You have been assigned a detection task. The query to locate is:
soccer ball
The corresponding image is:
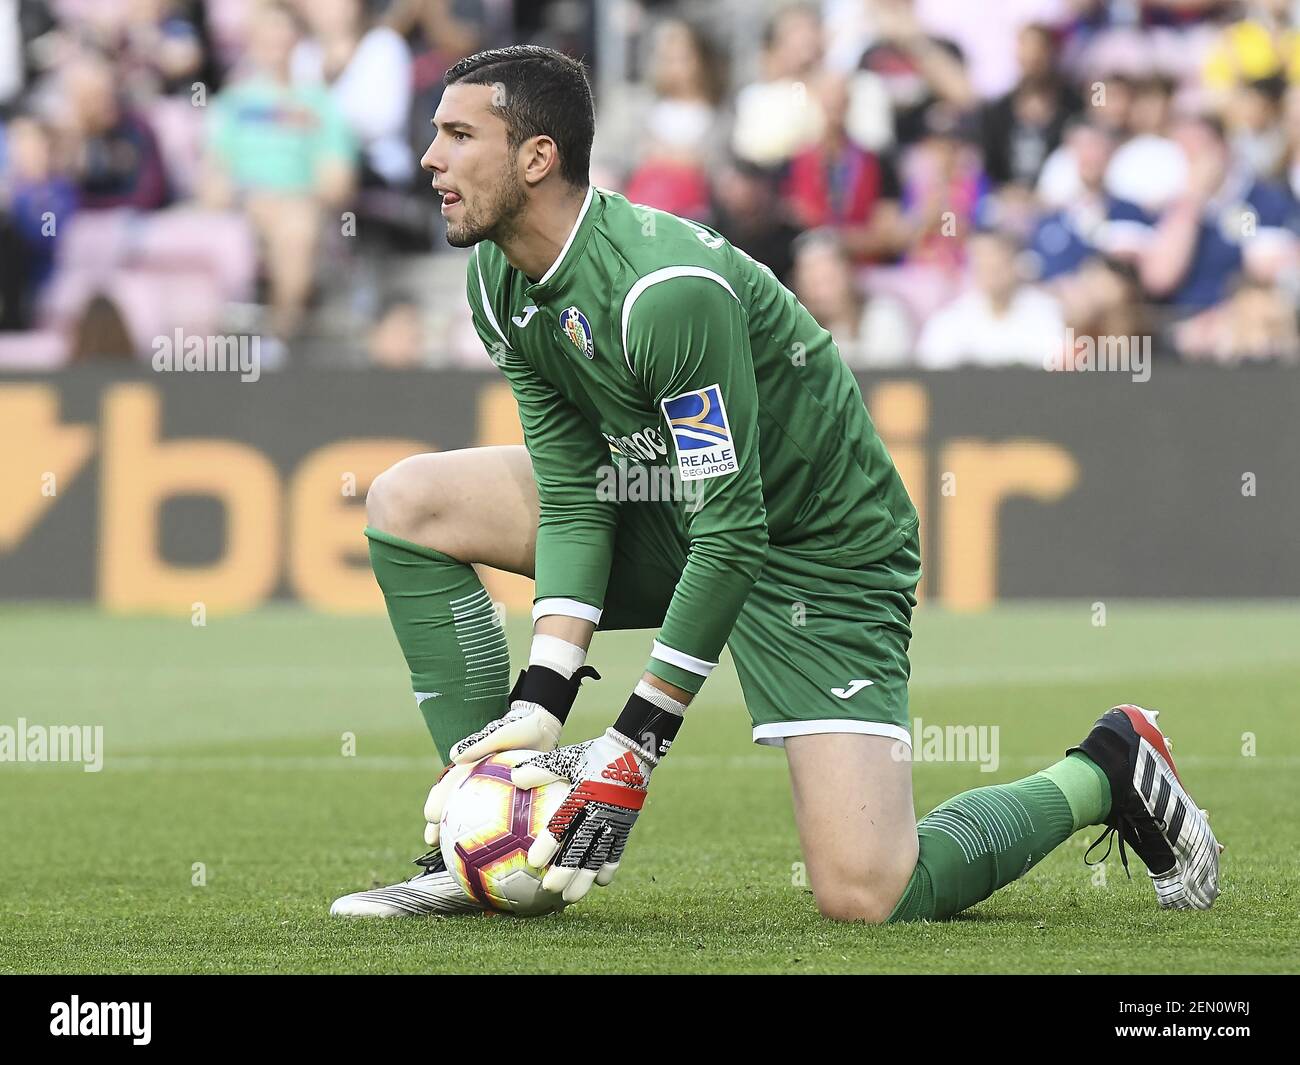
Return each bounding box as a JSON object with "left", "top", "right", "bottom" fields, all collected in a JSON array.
[{"left": 439, "top": 751, "right": 569, "bottom": 916}]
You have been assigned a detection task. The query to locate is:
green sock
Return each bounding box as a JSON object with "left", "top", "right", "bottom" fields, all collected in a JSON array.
[
  {"left": 1040, "top": 751, "right": 1111, "bottom": 831},
  {"left": 887, "top": 753, "right": 1111, "bottom": 922},
  {"left": 367, "top": 527, "right": 510, "bottom": 761}
]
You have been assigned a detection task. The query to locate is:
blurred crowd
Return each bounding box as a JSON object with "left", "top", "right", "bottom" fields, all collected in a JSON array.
[{"left": 3, "top": 0, "right": 1300, "bottom": 370}]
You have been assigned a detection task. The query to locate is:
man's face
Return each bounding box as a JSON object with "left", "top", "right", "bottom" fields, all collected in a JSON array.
[
  {"left": 970, "top": 235, "right": 1017, "bottom": 301},
  {"left": 248, "top": 8, "right": 297, "bottom": 72},
  {"left": 422, "top": 83, "right": 527, "bottom": 248},
  {"left": 1070, "top": 126, "right": 1113, "bottom": 189},
  {"left": 1016, "top": 27, "right": 1053, "bottom": 80}
]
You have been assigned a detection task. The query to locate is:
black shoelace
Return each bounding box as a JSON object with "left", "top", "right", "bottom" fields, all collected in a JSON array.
[
  {"left": 1084, "top": 819, "right": 1133, "bottom": 880},
  {"left": 409, "top": 849, "right": 447, "bottom": 879}
]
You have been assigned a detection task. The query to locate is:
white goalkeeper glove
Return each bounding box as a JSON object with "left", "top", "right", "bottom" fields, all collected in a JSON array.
[
  {"left": 422, "top": 664, "right": 600, "bottom": 848},
  {"left": 510, "top": 687, "right": 683, "bottom": 903}
]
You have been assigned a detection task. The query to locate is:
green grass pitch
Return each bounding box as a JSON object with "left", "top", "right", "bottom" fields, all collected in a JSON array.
[{"left": 1, "top": 602, "right": 1296, "bottom": 974}]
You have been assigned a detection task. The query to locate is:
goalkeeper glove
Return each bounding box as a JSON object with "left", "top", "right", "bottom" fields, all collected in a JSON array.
[
  {"left": 423, "top": 664, "right": 599, "bottom": 847},
  {"left": 511, "top": 688, "right": 682, "bottom": 903}
]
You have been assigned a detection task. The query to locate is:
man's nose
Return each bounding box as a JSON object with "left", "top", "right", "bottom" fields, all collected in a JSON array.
[{"left": 421, "top": 138, "right": 443, "bottom": 174}]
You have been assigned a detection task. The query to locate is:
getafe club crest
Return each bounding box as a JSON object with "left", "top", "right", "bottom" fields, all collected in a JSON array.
[{"left": 558, "top": 306, "right": 594, "bottom": 359}]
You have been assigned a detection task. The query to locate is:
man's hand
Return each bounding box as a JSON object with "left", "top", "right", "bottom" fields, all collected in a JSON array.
[
  {"left": 422, "top": 760, "right": 472, "bottom": 847},
  {"left": 511, "top": 729, "right": 656, "bottom": 904},
  {"left": 449, "top": 664, "right": 600, "bottom": 765},
  {"left": 448, "top": 698, "right": 563, "bottom": 765},
  {"left": 422, "top": 664, "right": 601, "bottom": 845}
]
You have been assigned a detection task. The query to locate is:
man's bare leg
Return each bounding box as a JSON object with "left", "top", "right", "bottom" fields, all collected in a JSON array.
[
  {"left": 785, "top": 728, "right": 1115, "bottom": 924},
  {"left": 785, "top": 734, "right": 919, "bottom": 922},
  {"left": 362, "top": 446, "right": 544, "bottom": 760},
  {"left": 366, "top": 445, "right": 538, "bottom": 576}
]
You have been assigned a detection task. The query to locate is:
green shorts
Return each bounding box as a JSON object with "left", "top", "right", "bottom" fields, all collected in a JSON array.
[{"left": 599, "top": 498, "right": 921, "bottom": 749}]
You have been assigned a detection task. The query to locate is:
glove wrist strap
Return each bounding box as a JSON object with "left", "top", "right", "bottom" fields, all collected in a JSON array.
[
  {"left": 507, "top": 664, "right": 600, "bottom": 724},
  {"left": 613, "top": 691, "right": 683, "bottom": 765}
]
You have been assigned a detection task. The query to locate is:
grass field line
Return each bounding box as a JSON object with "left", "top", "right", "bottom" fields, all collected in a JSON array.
[
  {"left": 4, "top": 650, "right": 1296, "bottom": 691},
  {"left": 4, "top": 752, "right": 1289, "bottom": 773}
]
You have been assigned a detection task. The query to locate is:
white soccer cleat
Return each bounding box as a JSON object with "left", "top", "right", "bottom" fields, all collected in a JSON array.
[
  {"left": 329, "top": 850, "right": 486, "bottom": 917},
  {"left": 1071, "top": 704, "right": 1222, "bottom": 910}
]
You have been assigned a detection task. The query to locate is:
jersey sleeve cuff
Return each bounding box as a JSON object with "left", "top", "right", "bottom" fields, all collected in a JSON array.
[
  {"left": 532, "top": 597, "right": 604, "bottom": 624},
  {"left": 645, "top": 658, "right": 706, "bottom": 696},
  {"left": 645, "top": 639, "right": 717, "bottom": 695}
]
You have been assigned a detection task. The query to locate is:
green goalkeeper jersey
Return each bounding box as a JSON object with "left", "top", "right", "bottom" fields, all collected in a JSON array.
[{"left": 466, "top": 186, "right": 917, "bottom": 694}]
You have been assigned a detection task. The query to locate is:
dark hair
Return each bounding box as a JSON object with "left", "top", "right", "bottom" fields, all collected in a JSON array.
[
  {"left": 655, "top": 18, "right": 726, "bottom": 107},
  {"left": 1062, "top": 114, "right": 1118, "bottom": 142},
  {"left": 762, "top": 1, "right": 819, "bottom": 50},
  {"left": 1245, "top": 74, "right": 1288, "bottom": 105},
  {"left": 1178, "top": 110, "right": 1228, "bottom": 144},
  {"left": 445, "top": 45, "right": 594, "bottom": 188}
]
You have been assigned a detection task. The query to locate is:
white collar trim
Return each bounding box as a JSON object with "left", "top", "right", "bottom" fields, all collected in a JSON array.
[{"left": 535, "top": 185, "right": 594, "bottom": 286}]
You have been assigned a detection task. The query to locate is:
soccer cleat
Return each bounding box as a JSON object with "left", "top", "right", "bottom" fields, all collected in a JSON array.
[
  {"left": 329, "top": 849, "right": 487, "bottom": 917},
  {"left": 1070, "top": 704, "right": 1221, "bottom": 909}
]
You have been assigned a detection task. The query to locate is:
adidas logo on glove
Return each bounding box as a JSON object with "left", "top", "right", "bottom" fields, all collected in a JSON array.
[{"left": 601, "top": 752, "right": 645, "bottom": 788}]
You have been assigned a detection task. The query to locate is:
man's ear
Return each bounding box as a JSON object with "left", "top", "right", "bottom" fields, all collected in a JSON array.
[{"left": 521, "top": 135, "right": 561, "bottom": 187}]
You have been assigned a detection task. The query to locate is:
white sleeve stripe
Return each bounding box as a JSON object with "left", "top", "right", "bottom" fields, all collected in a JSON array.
[
  {"left": 474, "top": 244, "right": 512, "bottom": 350},
  {"left": 620, "top": 266, "right": 739, "bottom": 375},
  {"left": 532, "top": 597, "right": 603, "bottom": 624},
  {"left": 650, "top": 638, "right": 717, "bottom": 677}
]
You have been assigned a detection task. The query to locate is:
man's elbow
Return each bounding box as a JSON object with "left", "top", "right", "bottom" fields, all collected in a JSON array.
[
  {"left": 725, "top": 522, "right": 770, "bottom": 584},
  {"left": 1138, "top": 255, "right": 1181, "bottom": 298}
]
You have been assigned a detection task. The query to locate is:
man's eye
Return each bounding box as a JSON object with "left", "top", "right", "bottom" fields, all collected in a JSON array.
[{"left": 454, "top": 132, "right": 469, "bottom": 142}]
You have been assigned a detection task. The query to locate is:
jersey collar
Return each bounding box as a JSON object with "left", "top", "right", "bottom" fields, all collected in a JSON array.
[{"left": 526, "top": 185, "right": 598, "bottom": 296}]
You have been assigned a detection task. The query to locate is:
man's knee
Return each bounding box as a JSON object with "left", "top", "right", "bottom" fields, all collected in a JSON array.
[
  {"left": 813, "top": 880, "right": 903, "bottom": 924},
  {"left": 810, "top": 853, "right": 916, "bottom": 924},
  {"left": 366, "top": 455, "right": 440, "bottom": 541}
]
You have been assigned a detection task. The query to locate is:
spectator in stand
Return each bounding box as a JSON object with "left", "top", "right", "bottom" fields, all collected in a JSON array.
[
  {"left": 1174, "top": 275, "right": 1300, "bottom": 362},
  {"left": 855, "top": 0, "right": 976, "bottom": 149},
  {"left": 0, "top": 206, "right": 27, "bottom": 330},
  {"left": 913, "top": 0, "right": 1073, "bottom": 100},
  {"left": 367, "top": 291, "right": 426, "bottom": 367},
  {"left": 731, "top": 2, "right": 825, "bottom": 166},
  {"left": 201, "top": 1, "right": 356, "bottom": 342},
  {"left": 1140, "top": 112, "right": 1300, "bottom": 313},
  {"left": 1036, "top": 72, "right": 1137, "bottom": 208},
  {"left": 917, "top": 227, "right": 1064, "bottom": 367},
  {"left": 1028, "top": 118, "right": 1153, "bottom": 283},
  {"left": 900, "top": 102, "right": 991, "bottom": 272},
  {"left": 790, "top": 228, "right": 915, "bottom": 367},
  {"left": 618, "top": 19, "right": 724, "bottom": 220},
  {"left": 112, "top": 0, "right": 207, "bottom": 100},
  {"left": 782, "top": 70, "right": 912, "bottom": 263},
  {"left": 1282, "top": 80, "right": 1300, "bottom": 198},
  {"left": 1226, "top": 74, "right": 1289, "bottom": 179},
  {"left": 2, "top": 114, "right": 77, "bottom": 296},
  {"left": 58, "top": 47, "right": 170, "bottom": 209},
  {"left": 1054, "top": 256, "right": 1150, "bottom": 365},
  {"left": 1203, "top": 0, "right": 1300, "bottom": 102},
  {"left": 1104, "top": 74, "right": 1187, "bottom": 213},
  {"left": 981, "top": 23, "right": 1081, "bottom": 189},
  {"left": 291, "top": 0, "right": 415, "bottom": 189},
  {"left": 708, "top": 157, "right": 803, "bottom": 284},
  {"left": 383, "top": 0, "right": 489, "bottom": 189}
]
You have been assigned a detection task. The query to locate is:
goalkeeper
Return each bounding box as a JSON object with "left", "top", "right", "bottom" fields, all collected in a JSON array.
[{"left": 332, "top": 46, "right": 1219, "bottom": 920}]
